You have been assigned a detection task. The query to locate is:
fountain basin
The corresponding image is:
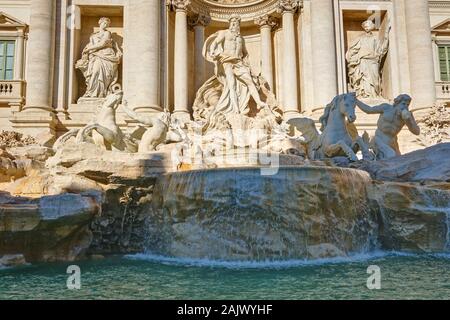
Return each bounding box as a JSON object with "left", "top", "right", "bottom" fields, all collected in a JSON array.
[{"left": 147, "top": 166, "right": 378, "bottom": 261}]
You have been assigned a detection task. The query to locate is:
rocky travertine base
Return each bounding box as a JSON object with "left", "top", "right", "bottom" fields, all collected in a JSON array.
[
  {"left": 0, "top": 131, "right": 37, "bottom": 149},
  {"left": 359, "top": 143, "right": 450, "bottom": 182},
  {"left": 0, "top": 254, "right": 27, "bottom": 267},
  {"left": 147, "top": 167, "right": 378, "bottom": 260},
  {"left": 0, "top": 142, "right": 449, "bottom": 263},
  {"left": 0, "top": 191, "right": 99, "bottom": 263},
  {"left": 369, "top": 182, "right": 450, "bottom": 253}
]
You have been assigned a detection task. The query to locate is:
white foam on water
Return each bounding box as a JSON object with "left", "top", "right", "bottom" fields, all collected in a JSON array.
[
  {"left": 125, "top": 251, "right": 417, "bottom": 270},
  {"left": 433, "top": 253, "right": 450, "bottom": 259}
]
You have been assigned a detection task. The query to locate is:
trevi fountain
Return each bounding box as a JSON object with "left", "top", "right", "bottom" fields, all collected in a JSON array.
[{"left": 0, "top": 0, "right": 449, "bottom": 300}]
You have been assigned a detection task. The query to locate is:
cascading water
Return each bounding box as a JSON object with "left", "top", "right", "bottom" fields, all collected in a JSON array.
[
  {"left": 144, "top": 165, "right": 380, "bottom": 261},
  {"left": 446, "top": 207, "right": 450, "bottom": 252}
]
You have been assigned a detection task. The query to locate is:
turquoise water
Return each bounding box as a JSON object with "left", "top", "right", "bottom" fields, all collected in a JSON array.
[{"left": 0, "top": 252, "right": 449, "bottom": 300}]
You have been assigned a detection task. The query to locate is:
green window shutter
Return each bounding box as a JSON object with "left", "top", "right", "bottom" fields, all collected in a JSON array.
[
  {"left": 0, "top": 40, "right": 15, "bottom": 80},
  {"left": 438, "top": 46, "right": 450, "bottom": 82}
]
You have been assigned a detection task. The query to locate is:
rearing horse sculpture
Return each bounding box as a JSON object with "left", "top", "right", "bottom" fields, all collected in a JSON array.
[{"left": 289, "top": 93, "right": 373, "bottom": 162}]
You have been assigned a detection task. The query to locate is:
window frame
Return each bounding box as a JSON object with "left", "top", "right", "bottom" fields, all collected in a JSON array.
[
  {"left": 0, "top": 38, "right": 16, "bottom": 80},
  {"left": 435, "top": 38, "right": 450, "bottom": 82}
]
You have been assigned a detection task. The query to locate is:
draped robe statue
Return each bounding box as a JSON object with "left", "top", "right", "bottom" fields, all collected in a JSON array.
[
  {"left": 76, "top": 17, "right": 122, "bottom": 99},
  {"left": 346, "top": 19, "right": 390, "bottom": 99}
]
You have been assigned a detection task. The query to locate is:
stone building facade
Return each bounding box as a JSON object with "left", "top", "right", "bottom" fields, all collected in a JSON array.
[{"left": 0, "top": 0, "right": 448, "bottom": 151}]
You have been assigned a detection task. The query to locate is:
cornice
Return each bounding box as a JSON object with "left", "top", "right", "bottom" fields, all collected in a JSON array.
[
  {"left": 190, "top": 0, "right": 285, "bottom": 23},
  {"left": 429, "top": 0, "right": 450, "bottom": 8}
]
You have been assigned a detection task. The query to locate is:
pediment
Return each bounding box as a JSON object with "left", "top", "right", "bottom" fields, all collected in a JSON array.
[
  {"left": 432, "top": 18, "right": 450, "bottom": 33},
  {"left": 0, "top": 11, "right": 27, "bottom": 28}
]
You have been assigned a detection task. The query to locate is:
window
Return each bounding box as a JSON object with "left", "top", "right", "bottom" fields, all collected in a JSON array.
[
  {"left": 0, "top": 40, "right": 15, "bottom": 80},
  {"left": 439, "top": 45, "right": 450, "bottom": 81}
]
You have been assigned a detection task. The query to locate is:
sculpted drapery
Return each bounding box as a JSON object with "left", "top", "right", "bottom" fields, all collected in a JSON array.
[
  {"left": 76, "top": 17, "right": 122, "bottom": 99},
  {"left": 346, "top": 20, "right": 390, "bottom": 99},
  {"left": 193, "top": 16, "right": 273, "bottom": 125}
]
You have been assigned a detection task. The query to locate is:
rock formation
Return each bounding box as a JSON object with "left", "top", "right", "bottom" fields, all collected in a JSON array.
[
  {"left": 0, "top": 191, "right": 100, "bottom": 262},
  {"left": 1, "top": 140, "right": 449, "bottom": 262}
]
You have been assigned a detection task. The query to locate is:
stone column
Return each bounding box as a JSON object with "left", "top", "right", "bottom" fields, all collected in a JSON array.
[
  {"left": 189, "top": 13, "right": 211, "bottom": 93},
  {"left": 172, "top": 0, "right": 191, "bottom": 123},
  {"left": 310, "top": 0, "right": 338, "bottom": 111},
  {"left": 278, "top": 0, "right": 300, "bottom": 119},
  {"left": 23, "top": 0, "right": 56, "bottom": 111},
  {"left": 254, "top": 15, "right": 277, "bottom": 90},
  {"left": 404, "top": 0, "right": 436, "bottom": 109},
  {"left": 126, "top": 0, "right": 162, "bottom": 113},
  {"left": 12, "top": 0, "right": 56, "bottom": 145}
]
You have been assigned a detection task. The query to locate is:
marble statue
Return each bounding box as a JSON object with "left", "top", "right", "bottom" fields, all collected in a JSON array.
[
  {"left": 55, "top": 91, "right": 185, "bottom": 154},
  {"left": 122, "top": 105, "right": 184, "bottom": 153},
  {"left": 193, "top": 15, "right": 280, "bottom": 127},
  {"left": 346, "top": 19, "right": 391, "bottom": 99},
  {"left": 289, "top": 93, "right": 373, "bottom": 162},
  {"left": 54, "top": 90, "right": 137, "bottom": 152},
  {"left": 76, "top": 90, "right": 137, "bottom": 152},
  {"left": 76, "top": 17, "right": 123, "bottom": 99},
  {"left": 356, "top": 94, "right": 421, "bottom": 160}
]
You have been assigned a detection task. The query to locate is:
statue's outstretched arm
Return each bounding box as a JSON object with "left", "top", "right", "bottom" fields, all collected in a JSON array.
[
  {"left": 356, "top": 100, "right": 385, "bottom": 114},
  {"left": 122, "top": 104, "right": 155, "bottom": 127},
  {"left": 378, "top": 22, "right": 391, "bottom": 57}
]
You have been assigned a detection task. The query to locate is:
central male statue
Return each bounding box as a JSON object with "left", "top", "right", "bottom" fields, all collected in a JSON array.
[{"left": 193, "top": 15, "right": 275, "bottom": 123}]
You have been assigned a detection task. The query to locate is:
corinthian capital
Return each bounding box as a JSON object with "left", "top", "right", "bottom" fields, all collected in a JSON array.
[
  {"left": 170, "top": 0, "right": 191, "bottom": 12},
  {"left": 254, "top": 15, "right": 278, "bottom": 29},
  {"left": 277, "top": 0, "right": 302, "bottom": 14},
  {"left": 188, "top": 13, "right": 211, "bottom": 28}
]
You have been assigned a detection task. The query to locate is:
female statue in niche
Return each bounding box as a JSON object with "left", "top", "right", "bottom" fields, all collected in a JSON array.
[
  {"left": 346, "top": 19, "right": 391, "bottom": 99},
  {"left": 76, "top": 17, "right": 122, "bottom": 99}
]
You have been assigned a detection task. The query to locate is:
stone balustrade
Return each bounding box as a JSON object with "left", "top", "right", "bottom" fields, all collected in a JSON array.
[
  {"left": 436, "top": 82, "right": 450, "bottom": 101},
  {"left": 0, "top": 80, "right": 25, "bottom": 109}
]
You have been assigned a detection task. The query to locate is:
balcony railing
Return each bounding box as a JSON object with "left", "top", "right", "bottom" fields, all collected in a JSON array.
[
  {"left": 0, "top": 80, "right": 25, "bottom": 109},
  {"left": 436, "top": 81, "right": 450, "bottom": 101}
]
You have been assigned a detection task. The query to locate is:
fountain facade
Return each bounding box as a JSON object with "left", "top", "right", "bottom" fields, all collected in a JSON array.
[{"left": 0, "top": 6, "right": 450, "bottom": 267}]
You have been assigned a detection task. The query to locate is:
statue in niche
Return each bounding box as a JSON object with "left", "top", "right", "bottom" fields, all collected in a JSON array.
[
  {"left": 192, "top": 14, "right": 282, "bottom": 129},
  {"left": 356, "top": 94, "right": 421, "bottom": 160},
  {"left": 76, "top": 17, "right": 122, "bottom": 100},
  {"left": 346, "top": 19, "right": 391, "bottom": 99}
]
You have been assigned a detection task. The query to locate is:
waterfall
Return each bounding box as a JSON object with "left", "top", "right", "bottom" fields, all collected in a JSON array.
[
  {"left": 145, "top": 166, "right": 379, "bottom": 261},
  {"left": 446, "top": 208, "right": 450, "bottom": 252}
]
